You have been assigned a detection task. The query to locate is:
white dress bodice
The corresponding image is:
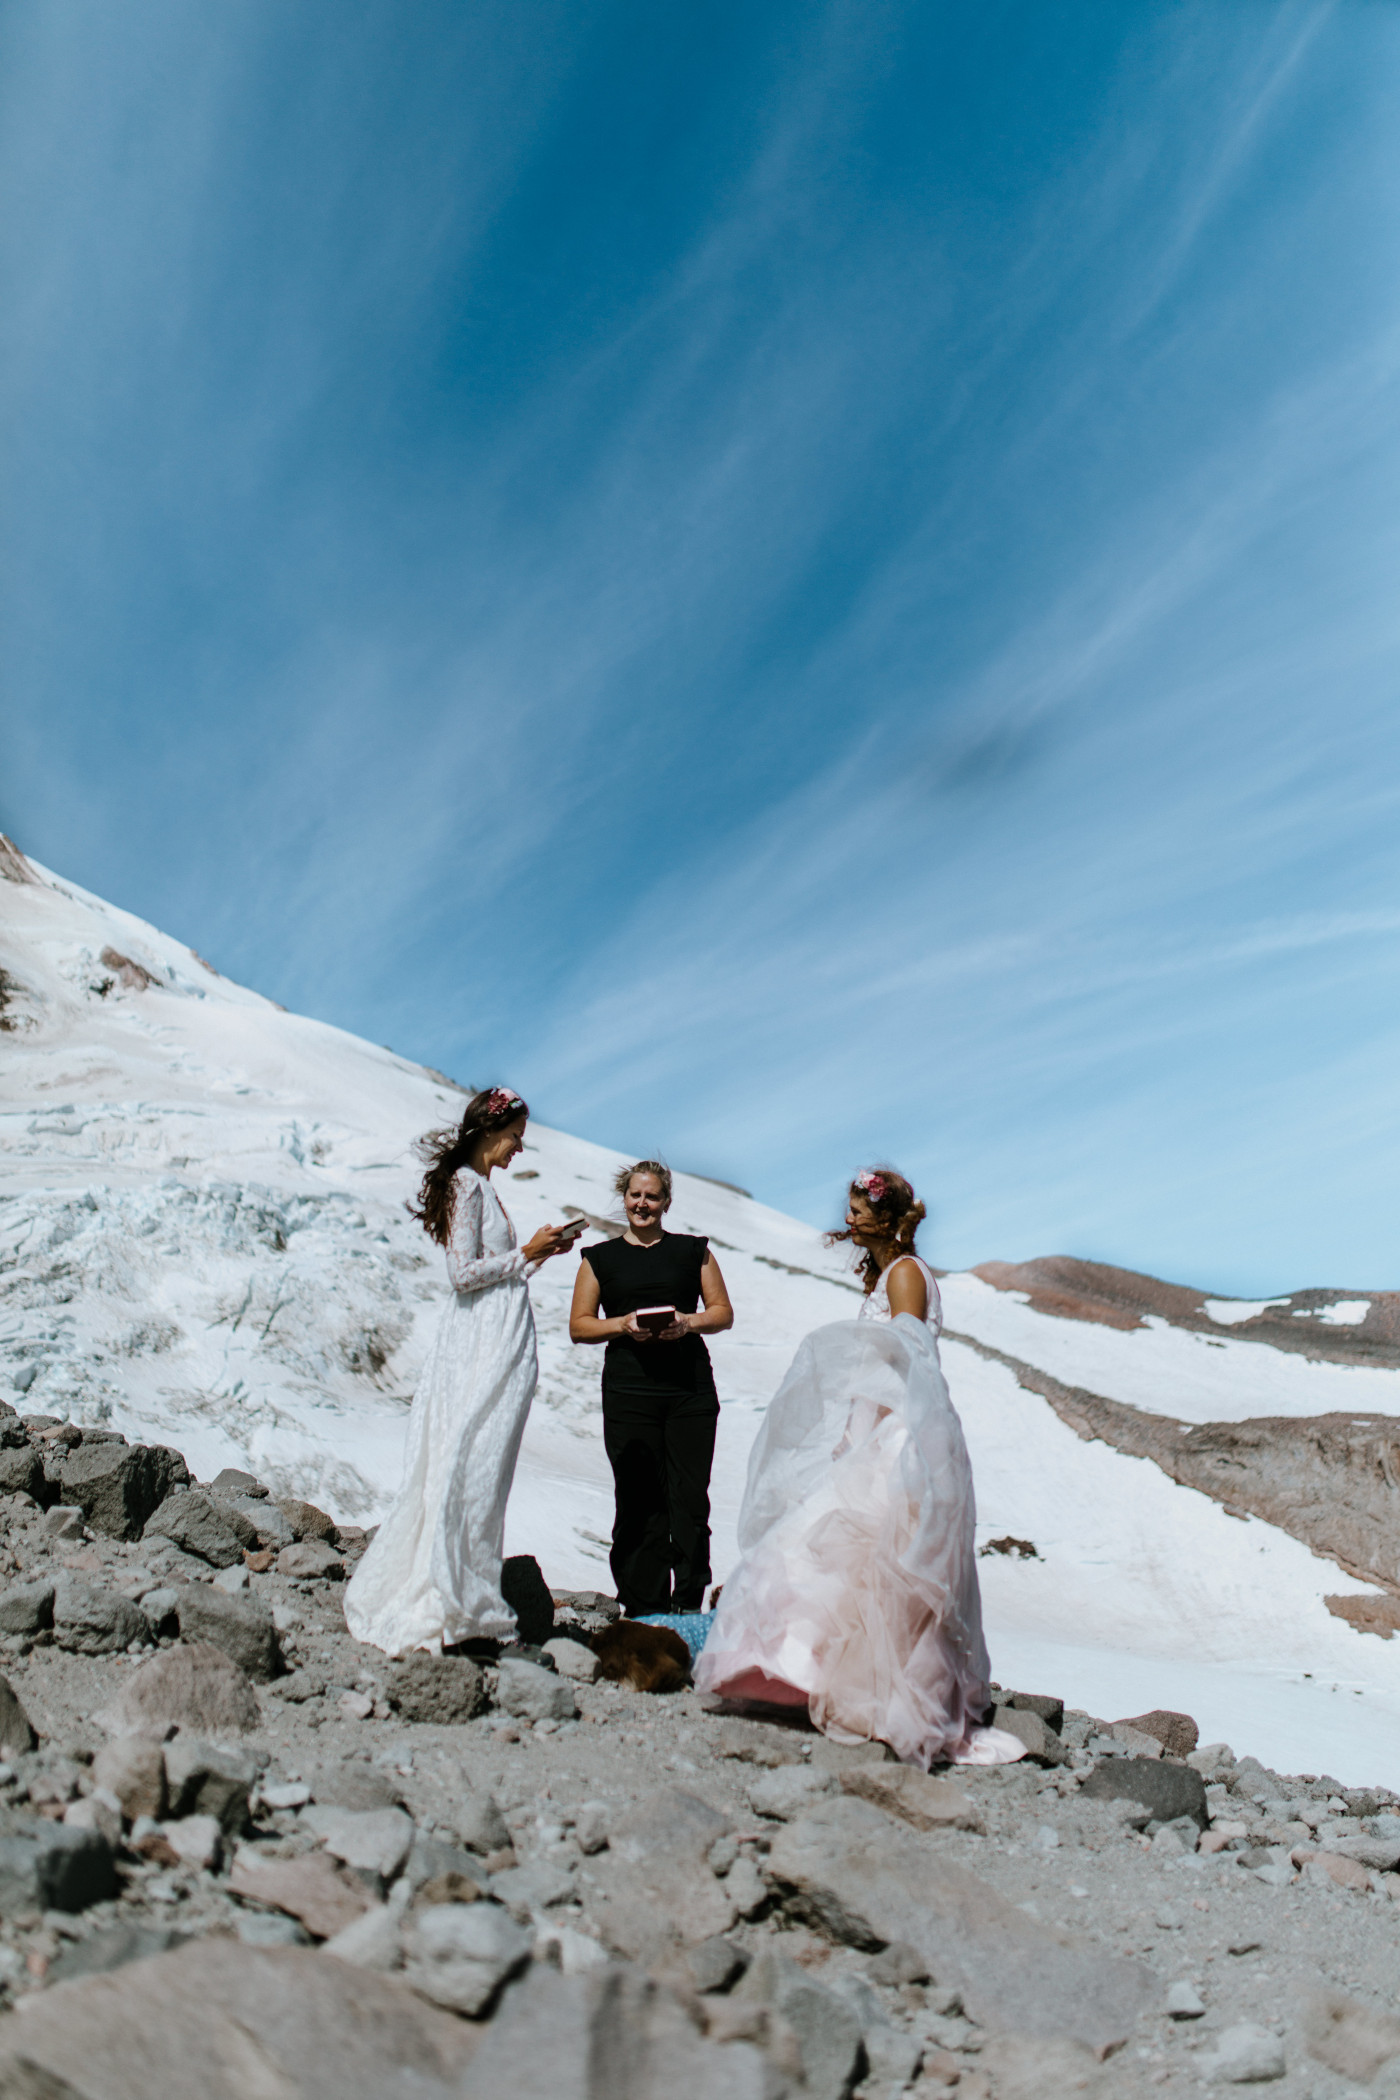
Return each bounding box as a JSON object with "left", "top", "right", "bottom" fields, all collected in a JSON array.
[{"left": 858, "top": 1254, "right": 942, "bottom": 1335}]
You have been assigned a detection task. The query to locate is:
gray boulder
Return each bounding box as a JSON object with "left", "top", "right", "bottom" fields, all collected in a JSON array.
[
  {"left": 52, "top": 1576, "right": 151, "bottom": 1655},
  {"left": 0, "top": 1673, "right": 37, "bottom": 1757},
  {"left": 1079, "top": 1755, "right": 1209, "bottom": 1829},
  {"left": 143, "top": 1488, "right": 247, "bottom": 1567},
  {"left": 162, "top": 1736, "right": 257, "bottom": 1834},
  {"left": 53, "top": 1440, "right": 189, "bottom": 1541},
  {"left": 302, "top": 1804, "right": 416, "bottom": 1887},
  {"left": 687, "top": 1936, "right": 749, "bottom": 1994},
  {"left": 0, "top": 1936, "right": 478, "bottom": 2099},
  {"left": 497, "top": 1656, "right": 577, "bottom": 1724},
  {"left": 764, "top": 1793, "right": 1154, "bottom": 2056},
  {"left": 453, "top": 1789, "right": 511, "bottom": 1855},
  {"left": 48, "top": 1923, "right": 176, "bottom": 1985},
  {"left": 303, "top": 1759, "right": 403, "bottom": 1812},
  {"left": 0, "top": 1820, "right": 117, "bottom": 1914},
  {"left": 97, "top": 1641, "right": 262, "bottom": 1736},
  {"left": 387, "top": 1650, "right": 489, "bottom": 1724},
  {"left": 406, "top": 1900, "right": 533, "bottom": 2016},
  {"left": 93, "top": 1735, "right": 167, "bottom": 1821},
  {"left": 460, "top": 1962, "right": 779, "bottom": 2100},
  {"left": 0, "top": 1577, "right": 55, "bottom": 1635},
  {"left": 404, "top": 1833, "right": 488, "bottom": 1896},
  {"left": 223, "top": 1495, "right": 294, "bottom": 1547},
  {"left": 0, "top": 1445, "right": 45, "bottom": 1500},
  {"left": 747, "top": 1767, "right": 839, "bottom": 1820},
  {"left": 739, "top": 1951, "right": 863, "bottom": 2100},
  {"left": 276, "top": 1495, "right": 340, "bottom": 1542},
  {"left": 991, "top": 1704, "right": 1068, "bottom": 1765},
  {"left": 587, "top": 1786, "right": 736, "bottom": 1960},
  {"left": 138, "top": 1584, "right": 180, "bottom": 1635},
  {"left": 276, "top": 1539, "right": 345, "bottom": 1579},
  {"left": 173, "top": 1582, "right": 280, "bottom": 1680},
  {"left": 210, "top": 1467, "right": 266, "bottom": 1496}
]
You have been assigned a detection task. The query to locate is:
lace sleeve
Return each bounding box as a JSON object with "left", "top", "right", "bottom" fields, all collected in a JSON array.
[{"left": 445, "top": 1175, "right": 526, "bottom": 1294}]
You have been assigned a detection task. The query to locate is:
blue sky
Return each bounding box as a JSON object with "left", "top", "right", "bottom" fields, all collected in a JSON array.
[{"left": 3, "top": 0, "right": 1399, "bottom": 1292}]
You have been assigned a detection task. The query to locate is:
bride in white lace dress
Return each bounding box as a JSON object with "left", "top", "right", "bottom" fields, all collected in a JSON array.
[
  {"left": 696, "top": 1168, "right": 1024, "bottom": 1769},
  {"left": 345, "top": 1089, "right": 581, "bottom": 1655}
]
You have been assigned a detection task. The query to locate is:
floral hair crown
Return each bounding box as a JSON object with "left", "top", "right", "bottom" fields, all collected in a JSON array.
[
  {"left": 854, "top": 1169, "right": 890, "bottom": 1204},
  {"left": 484, "top": 1088, "right": 524, "bottom": 1119}
]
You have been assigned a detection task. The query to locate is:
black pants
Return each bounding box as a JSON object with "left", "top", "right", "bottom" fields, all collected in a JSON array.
[{"left": 602, "top": 1383, "right": 718, "bottom": 1616}]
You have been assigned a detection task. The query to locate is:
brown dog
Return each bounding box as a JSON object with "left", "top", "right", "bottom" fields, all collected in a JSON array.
[{"left": 592, "top": 1620, "right": 690, "bottom": 1695}]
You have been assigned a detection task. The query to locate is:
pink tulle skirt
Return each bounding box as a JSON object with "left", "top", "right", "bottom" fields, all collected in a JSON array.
[{"left": 696, "top": 1377, "right": 1023, "bottom": 1770}]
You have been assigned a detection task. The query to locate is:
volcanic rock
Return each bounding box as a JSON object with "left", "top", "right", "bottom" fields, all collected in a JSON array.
[
  {"left": 1079, "top": 1755, "right": 1209, "bottom": 1828},
  {"left": 0, "top": 1937, "right": 478, "bottom": 2099},
  {"left": 173, "top": 1581, "right": 280, "bottom": 1679},
  {"left": 53, "top": 1439, "right": 189, "bottom": 1541},
  {"left": 98, "top": 1641, "right": 262, "bottom": 1736},
  {"left": 386, "top": 1650, "right": 488, "bottom": 1724}
]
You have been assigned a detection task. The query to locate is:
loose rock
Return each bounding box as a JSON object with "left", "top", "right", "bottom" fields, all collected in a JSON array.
[
  {"left": 99, "top": 1641, "right": 262, "bottom": 1736},
  {"left": 276, "top": 1495, "right": 340, "bottom": 1542},
  {"left": 173, "top": 1582, "right": 281, "bottom": 1680},
  {"left": 228, "top": 1845, "right": 374, "bottom": 1939},
  {"left": 0, "top": 1937, "right": 477, "bottom": 2099},
  {"left": 460, "top": 1961, "right": 775, "bottom": 2099},
  {"left": 387, "top": 1650, "right": 488, "bottom": 1724},
  {"left": 406, "top": 1899, "right": 533, "bottom": 2015},
  {"left": 93, "top": 1735, "right": 166, "bottom": 1820},
  {"left": 52, "top": 1575, "right": 150, "bottom": 1655},
  {"left": 1114, "top": 1707, "right": 1199, "bottom": 1758},
  {"left": 764, "top": 1793, "right": 1153, "bottom": 2054},
  {"left": 747, "top": 1766, "right": 838, "bottom": 1819},
  {"left": 0, "top": 1670, "right": 37, "bottom": 1756},
  {"left": 990, "top": 1704, "right": 1067, "bottom": 1765},
  {"left": 1202, "top": 2021, "right": 1287, "bottom": 2084},
  {"left": 303, "top": 1803, "right": 416, "bottom": 1886},
  {"left": 1078, "top": 1755, "right": 1209, "bottom": 1828},
  {"left": 53, "top": 1439, "right": 189, "bottom": 1541},
  {"left": 143, "top": 1488, "right": 246, "bottom": 1567},
  {"left": 542, "top": 1635, "right": 602, "bottom": 1683},
  {"left": 0, "top": 1577, "right": 55, "bottom": 1634},
  {"left": 162, "top": 1736, "right": 256, "bottom": 1833},
  {"left": 839, "top": 1766, "right": 984, "bottom": 1833},
  {"left": 497, "top": 1656, "right": 578, "bottom": 1724},
  {"left": 1304, "top": 1991, "right": 1400, "bottom": 2082},
  {"left": 277, "top": 1539, "right": 345, "bottom": 1580},
  {"left": 0, "top": 1820, "right": 117, "bottom": 1915}
]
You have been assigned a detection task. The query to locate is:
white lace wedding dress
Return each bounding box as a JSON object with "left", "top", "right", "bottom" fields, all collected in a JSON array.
[
  {"left": 344, "top": 1167, "right": 537, "bottom": 1654},
  {"left": 695, "top": 1257, "right": 1024, "bottom": 1768}
]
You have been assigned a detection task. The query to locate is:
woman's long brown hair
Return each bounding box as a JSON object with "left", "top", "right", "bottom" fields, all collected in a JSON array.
[
  {"left": 408, "top": 1088, "right": 529, "bottom": 1247},
  {"left": 826, "top": 1167, "right": 927, "bottom": 1292}
]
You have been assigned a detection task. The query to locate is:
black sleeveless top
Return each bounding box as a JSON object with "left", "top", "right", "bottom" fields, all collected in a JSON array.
[{"left": 582, "top": 1232, "right": 717, "bottom": 1402}]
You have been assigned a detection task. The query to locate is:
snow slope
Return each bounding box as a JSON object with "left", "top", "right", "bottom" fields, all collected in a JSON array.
[{"left": 3, "top": 839, "right": 1400, "bottom": 1783}]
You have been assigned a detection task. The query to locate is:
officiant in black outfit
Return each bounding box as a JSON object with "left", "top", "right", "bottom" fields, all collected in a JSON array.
[{"left": 569, "top": 1161, "right": 733, "bottom": 1616}]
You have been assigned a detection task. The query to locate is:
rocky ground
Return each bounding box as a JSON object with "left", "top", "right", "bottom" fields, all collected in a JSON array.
[{"left": 0, "top": 1411, "right": 1396, "bottom": 2098}]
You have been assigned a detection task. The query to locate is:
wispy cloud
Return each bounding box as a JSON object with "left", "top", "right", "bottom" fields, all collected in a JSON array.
[{"left": 3, "top": 1, "right": 1400, "bottom": 1293}]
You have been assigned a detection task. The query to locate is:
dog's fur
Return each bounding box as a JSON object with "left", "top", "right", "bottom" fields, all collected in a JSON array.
[{"left": 592, "top": 1620, "right": 691, "bottom": 1694}]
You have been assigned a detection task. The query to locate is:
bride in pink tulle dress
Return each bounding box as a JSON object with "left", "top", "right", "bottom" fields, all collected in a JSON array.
[{"left": 695, "top": 1168, "right": 1024, "bottom": 1769}]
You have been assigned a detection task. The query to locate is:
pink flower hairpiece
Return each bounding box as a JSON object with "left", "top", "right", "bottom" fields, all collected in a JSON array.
[
  {"left": 485, "top": 1088, "right": 523, "bottom": 1118},
  {"left": 855, "top": 1169, "right": 889, "bottom": 1204}
]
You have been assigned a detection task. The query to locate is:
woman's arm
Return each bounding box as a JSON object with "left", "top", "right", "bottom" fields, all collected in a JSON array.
[
  {"left": 667, "top": 1250, "right": 734, "bottom": 1339},
  {"left": 884, "top": 1256, "right": 929, "bottom": 1322},
  {"left": 569, "top": 1258, "right": 650, "bottom": 1344},
  {"left": 445, "top": 1176, "right": 527, "bottom": 1293}
]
